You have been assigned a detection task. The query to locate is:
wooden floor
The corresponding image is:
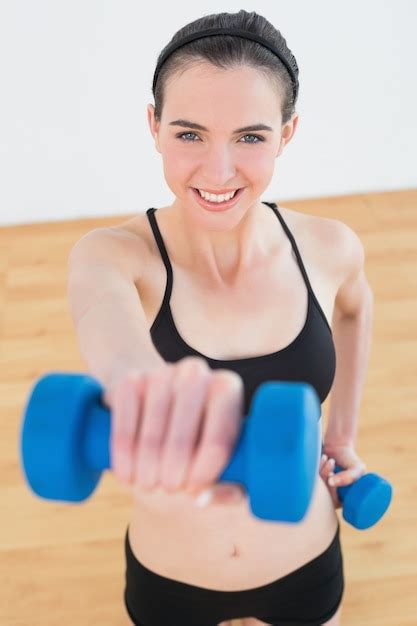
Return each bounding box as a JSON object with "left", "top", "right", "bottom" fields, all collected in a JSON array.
[{"left": 1, "top": 190, "right": 416, "bottom": 625}]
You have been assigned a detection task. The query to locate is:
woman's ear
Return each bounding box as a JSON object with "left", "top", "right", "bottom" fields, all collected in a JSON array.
[
  {"left": 147, "top": 104, "right": 161, "bottom": 153},
  {"left": 276, "top": 112, "right": 299, "bottom": 157}
]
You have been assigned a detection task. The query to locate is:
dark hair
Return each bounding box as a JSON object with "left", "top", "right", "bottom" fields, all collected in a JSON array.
[{"left": 152, "top": 10, "right": 299, "bottom": 126}]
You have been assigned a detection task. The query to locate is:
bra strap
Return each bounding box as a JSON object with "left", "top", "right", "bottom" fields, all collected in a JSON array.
[{"left": 146, "top": 208, "right": 173, "bottom": 308}]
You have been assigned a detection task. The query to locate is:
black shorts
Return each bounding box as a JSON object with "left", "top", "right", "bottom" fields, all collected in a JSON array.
[{"left": 124, "top": 521, "right": 344, "bottom": 626}]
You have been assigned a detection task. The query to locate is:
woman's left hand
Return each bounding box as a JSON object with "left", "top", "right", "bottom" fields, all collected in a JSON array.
[{"left": 319, "top": 442, "right": 367, "bottom": 509}]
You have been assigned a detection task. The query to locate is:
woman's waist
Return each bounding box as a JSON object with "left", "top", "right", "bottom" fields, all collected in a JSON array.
[{"left": 127, "top": 479, "right": 338, "bottom": 590}]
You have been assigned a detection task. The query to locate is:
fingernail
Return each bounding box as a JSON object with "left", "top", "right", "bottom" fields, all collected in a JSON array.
[
  {"left": 194, "top": 488, "right": 213, "bottom": 508},
  {"left": 328, "top": 477, "right": 336, "bottom": 486}
]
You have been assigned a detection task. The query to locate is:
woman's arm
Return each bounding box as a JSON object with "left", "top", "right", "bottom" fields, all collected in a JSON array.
[
  {"left": 324, "top": 223, "right": 374, "bottom": 447},
  {"left": 67, "top": 228, "right": 165, "bottom": 396}
]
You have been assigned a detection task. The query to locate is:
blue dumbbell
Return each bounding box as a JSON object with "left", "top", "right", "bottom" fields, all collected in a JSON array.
[
  {"left": 332, "top": 464, "right": 392, "bottom": 530},
  {"left": 20, "top": 373, "right": 321, "bottom": 523}
]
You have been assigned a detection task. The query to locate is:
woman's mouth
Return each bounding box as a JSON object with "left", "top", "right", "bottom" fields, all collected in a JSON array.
[{"left": 191, "top": 187, "right": 245, "bottom": 211}]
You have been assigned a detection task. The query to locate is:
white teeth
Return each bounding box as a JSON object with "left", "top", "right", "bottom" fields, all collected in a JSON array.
[{"left": 197, "top": 189, "right": 238, "bottom": 202}]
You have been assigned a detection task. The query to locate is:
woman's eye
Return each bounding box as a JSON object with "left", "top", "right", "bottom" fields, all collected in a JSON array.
[
  {"left": 241, "top": 134, "right": 264, "bottom": 144},
  {"left": 177, "top": 132, "right": 199, "bottom": 142},
  {"left": 176, "top": 132, "right": 264, "bottom": 144}
]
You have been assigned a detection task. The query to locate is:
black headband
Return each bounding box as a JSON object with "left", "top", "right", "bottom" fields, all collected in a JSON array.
[{"left": 152, "top": 28, "right": 299, "bottom": 103}]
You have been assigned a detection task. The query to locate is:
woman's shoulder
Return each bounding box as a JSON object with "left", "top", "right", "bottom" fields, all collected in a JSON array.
[
  {"left": 112, "top": 210, "right": 155, "bottom": 252},
  {"left": 82, "top": 217, "right": 152, "bottom": 286},
  {"left": 279, "top": 205, "right": 346, "bottom": 257},
  {"left": 280, "top": 205, "right": 357, "bottom": 291}
]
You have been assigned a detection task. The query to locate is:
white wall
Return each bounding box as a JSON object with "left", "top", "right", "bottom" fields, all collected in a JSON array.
[{"left": 1, "top": 0, "right": 416, "bottom": 226}]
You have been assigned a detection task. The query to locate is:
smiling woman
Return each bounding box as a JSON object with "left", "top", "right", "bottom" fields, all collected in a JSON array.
[{"left": 69, "top": 8, "right": 350, "bottom": 626}]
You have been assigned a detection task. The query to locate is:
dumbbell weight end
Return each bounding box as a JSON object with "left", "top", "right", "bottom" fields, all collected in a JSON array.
[
  {"left": 333, "top": 465, "right": 393, "bottom": 529},
  {"left": 21, "top": 373, "right": 109, "bottom": 502}
]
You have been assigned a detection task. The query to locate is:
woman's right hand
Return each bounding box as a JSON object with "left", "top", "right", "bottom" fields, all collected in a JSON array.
[{"left": 103, "top": 356, "right": 247, "bottom": 507}]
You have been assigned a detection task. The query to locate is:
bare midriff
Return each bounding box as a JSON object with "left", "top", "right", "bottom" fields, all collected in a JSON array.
[{"left": 128, "top": 474, "right": 338, "bottom": 591}]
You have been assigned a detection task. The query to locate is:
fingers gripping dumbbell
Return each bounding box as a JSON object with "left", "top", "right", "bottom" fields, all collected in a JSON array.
[{"left": 20, "top": 373, "right": 392, "bottom": 528}]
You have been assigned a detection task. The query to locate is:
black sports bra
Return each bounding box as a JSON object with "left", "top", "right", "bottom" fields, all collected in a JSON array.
[{"left": 145, "top": 202, "right": 336, "bottom": 416}]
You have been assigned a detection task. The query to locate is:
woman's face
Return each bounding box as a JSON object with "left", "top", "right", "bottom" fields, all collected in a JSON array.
[{"left": 148, "top": 62, "right": 298, "bottom": 215}]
